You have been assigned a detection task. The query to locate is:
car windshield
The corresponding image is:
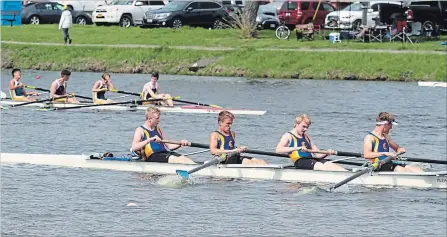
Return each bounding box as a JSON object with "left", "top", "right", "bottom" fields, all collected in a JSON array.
[
  {"left": 342, "top": 3, "right": 362, "bottom": 11},
  {"left": 162, "top": 1, "right": 189, "bottom": 10},
  {"left": 112, "top": 0, "right": 134, "bottom": 5}
]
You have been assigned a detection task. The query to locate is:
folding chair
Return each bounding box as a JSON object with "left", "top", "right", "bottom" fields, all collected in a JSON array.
[
  {"left": 295, "top": 23, "right": 314, "bottom": 41},
  {"left": 390, "top": 19, "right": 406, "bottom": 42},
  {"left": 404, "top": 21, "right": 422, "bottom": 44}
]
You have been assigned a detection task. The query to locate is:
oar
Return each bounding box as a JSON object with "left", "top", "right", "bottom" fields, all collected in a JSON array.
[
  {"left": 311, "top": 149, "right": 447, "bottom": 165},
  {"left": 162, "top": 140, "right": 365, "bottom": 166},
  {"left": 10, "top": 96, "right": 68, "bottom": 108},
  {"left": 50, "top": 98, "right": 165, "bottom": 110},
  {"left": 25, "top": 85, "right": 93, "bottom": 100},
  {"left": 183, "top": 149, "right": 211, "bottom": 156},
  {"left": 396, "top": 157, "right": 447, "bottom": 165},
  {"left": 172, "top": 98, "right": 222, "bottom": 108},
  {"left": 327, "top": 153, "right": 403, "bottom": 192},
  {"left": 109, "top": 89, "right": 141, "bottom": 96},
  {"left": 176, "top": 151, "right": 238, "bottom": 179}
]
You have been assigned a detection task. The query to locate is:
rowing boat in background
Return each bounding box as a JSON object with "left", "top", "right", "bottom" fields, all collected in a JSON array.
[
  {"left": 1, "top": 153, "right": 446, "bottom": 189},
  {"left": 0, "top": 100, "right": 266, "bottom": 115}
]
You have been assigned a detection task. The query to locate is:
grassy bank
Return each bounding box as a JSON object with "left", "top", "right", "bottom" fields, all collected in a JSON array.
[
  {"left": 2, "top": 25, "right": 447, "bottom": 51},
  {"left": 2, "top": 43, "right": 445, "bottom": 81}
]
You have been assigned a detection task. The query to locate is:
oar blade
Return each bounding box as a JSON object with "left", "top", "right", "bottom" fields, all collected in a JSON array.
[{"left": 176, "top": 170, "right": 190, "bottom": 179}]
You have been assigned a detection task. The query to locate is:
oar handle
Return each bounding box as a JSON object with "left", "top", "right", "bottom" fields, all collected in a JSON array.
[{"left": 109, "top": 89, "right": 141, "bottom": 96}]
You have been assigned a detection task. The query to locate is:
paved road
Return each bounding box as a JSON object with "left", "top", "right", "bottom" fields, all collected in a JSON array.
[{"left": 2, "top": 40, "right": 446, "bottom": 55}]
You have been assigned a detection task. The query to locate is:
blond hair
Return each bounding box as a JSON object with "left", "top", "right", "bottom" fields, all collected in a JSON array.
[
  {"left": 101, "top": 73, "right": 110, "bottom": 80},
  {"left": 145, "top": 106, "right": 161, "bottom": 120},
  {"left": 294, "top": 114, "right": 312, "bottom": 127},
  {"left": 376, "top": 112, "right": 395, "bottom": 124},
  {"left": 218, "top": 110, "right": 235, "bottom": 123}
]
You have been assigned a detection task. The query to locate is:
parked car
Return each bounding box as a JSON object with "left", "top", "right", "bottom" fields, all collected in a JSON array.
[
  {"left": 21, "top": 2, "right": 92, "bottom": 25},
  {"left": 256, "top": 1, "right": 282, "bottom": 30},
  {"left": 324, "top": 1, "right": 401, "bottom": 30},
  {"left": 56, "top": 0, "right": 111, "bottom": 12},
  {"left": 141, "top": 0, "right": 229, "bottom": 29},
  {"left": 92, "top": 0, "right": 167, "bottom": 27},
  {"left": 277, "top": 0, "right": 335, "bottom": 28},
  {"left": 407, "top": 1, "right": 447, "bottom": 33}
]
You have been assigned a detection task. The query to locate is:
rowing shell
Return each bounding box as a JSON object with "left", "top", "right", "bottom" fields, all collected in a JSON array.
[
  {"left": 418, "top": 81, "right": 447, "bottom": 88},
  {"left": 1, "top": 153, "right": 446, "bottom": 189},
  {"left": 0, "top": 100, "right": 266, "bottom": 115}
]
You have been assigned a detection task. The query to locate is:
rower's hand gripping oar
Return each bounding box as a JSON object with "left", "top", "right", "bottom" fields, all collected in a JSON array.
[
  {"left": 10, "top": 96, "right": 69, "bottom": 108},
  {"left": 176, "top": 151, "right": 239, "bottom": 179},
  {"left": 327, "top": 152, "right": 404, "bottom": 192},
  {"left": 25, "top": 85, "right": 93, "bottom": 100}
]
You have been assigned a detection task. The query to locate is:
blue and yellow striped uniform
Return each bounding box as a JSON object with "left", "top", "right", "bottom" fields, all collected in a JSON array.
[
  {"left": 9, "top": 80, "right": 25, "bottom": 101},
  {"left": 141, "top": 126, "right": 167, "bottom": 159},
  {"left": 288, "top": 132, "right": 312, "bottom": 163},
  {"left": 369, "top": 132, "right": 390, "bottom": 163},
  {"left": 216, "top": 131, "right": 236, "bottom": 150}
]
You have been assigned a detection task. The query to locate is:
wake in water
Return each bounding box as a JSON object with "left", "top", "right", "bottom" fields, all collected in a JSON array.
[{"left": 156, "top": 175, "right": 194, "bottom": 189}]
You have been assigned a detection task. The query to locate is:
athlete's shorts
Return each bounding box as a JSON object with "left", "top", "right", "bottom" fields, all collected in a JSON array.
[
  {"left": 53, "top": 97, "right": 67, "bottom": 103},
  {"left": 294, "top": 158, "right": 327, "bottom": 170},
  {"left": 147, "top": 151, "right": 182, "bottom": 163},
  {"left": 11, "top": 96, "right": 26, "bottom": 101},
  {"left": 221, "top": 154, "right": 252, "bottom": 164},
  {"left": 377, "top": 161, "right": 407, "bottom": 172}
]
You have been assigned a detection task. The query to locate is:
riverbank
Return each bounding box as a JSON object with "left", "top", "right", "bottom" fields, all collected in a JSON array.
[{"left": 1, "top": 25, "right": 446, "bottom": 81}]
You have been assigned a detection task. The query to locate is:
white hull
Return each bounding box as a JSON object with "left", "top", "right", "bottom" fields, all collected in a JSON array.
[
  {"left": 1, "top": 153, "right": 446, "bottom": 189},
  {"left": 418, "top": 81, "right": 447, "bottom": 88},
  {"left": 0, "top": 100, "right": 266, "bottom": 115}
]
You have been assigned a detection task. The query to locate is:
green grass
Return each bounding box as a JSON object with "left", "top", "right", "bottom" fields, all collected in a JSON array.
[
  {"left": 2, "top": 44, "right": 445, "bottom": 81},
  {"left": 1, "top": 24, "right": 447, "bottom": 51}
]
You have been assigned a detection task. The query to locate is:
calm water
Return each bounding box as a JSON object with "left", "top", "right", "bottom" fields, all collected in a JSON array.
[{"left": 1, "top": 70, "right": 446, "bottom": 237}]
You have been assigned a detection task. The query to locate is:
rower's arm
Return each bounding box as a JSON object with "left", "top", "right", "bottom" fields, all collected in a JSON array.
[
  {"left": 146, "top": 87, "right": 157, "bottom": 98},
  {"left": 162, "top": 132, "right": 182, "bottom": 150},
  {"left": 91, "top": 81, "right": 103, "bottom": 92},
  {"left": 311, "top": 144, "right": 328, "bottom": 159},
  {"left": 9, "top": 80, "right": 21, "bottom": 90},
  {"left": 131, "top": 128, "right": 151, "bottom": 152},
  {"left": 50, "top": 81, "right": 61, "bottom": 98},
  {"left": 363, "top": 135, "right": 391, "bottom": 159},
  {"left": 275, "top": 133, "right": 297, "bottom": 154},
  {"left": 107, "top": 81, "right": 116, "bottom": 91},
  {"left": 386, "top": 135, "right": 405, "bottom": 153}
]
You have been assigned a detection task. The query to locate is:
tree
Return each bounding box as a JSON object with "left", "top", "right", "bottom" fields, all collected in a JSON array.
[{"left": 229, "top": 1, "right": 260, "bottom": 39}]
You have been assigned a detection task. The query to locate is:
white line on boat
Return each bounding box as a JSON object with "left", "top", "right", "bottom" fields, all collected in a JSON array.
[{"left": 418, "top": 81, "right": 447, "bottom": 88}]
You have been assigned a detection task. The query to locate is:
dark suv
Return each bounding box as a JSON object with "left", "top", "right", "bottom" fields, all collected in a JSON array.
[{"left": 142, "top": 0, "right": 229, "bottom": 29}]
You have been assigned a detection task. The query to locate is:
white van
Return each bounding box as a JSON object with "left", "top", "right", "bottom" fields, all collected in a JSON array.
[
  {"left": 92, "top": 0, "right": 167, "bottom": 27},
  {"left": 324, "top": 1, "right": 401, "bottom": 29}
]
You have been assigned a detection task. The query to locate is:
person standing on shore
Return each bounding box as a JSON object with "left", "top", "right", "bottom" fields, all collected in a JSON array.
[{"left": 59, "top": 5, "right": 72, "bottom": 45}]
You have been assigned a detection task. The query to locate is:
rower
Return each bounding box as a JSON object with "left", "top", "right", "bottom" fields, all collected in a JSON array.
[
  {"left": 92, "top": 73, "right": 115, "bottom": 104},
  {"left": 275, "top": 114, "right": 346, "bottom": 171},
  {"left": 363, "top": 112, "right": 423, "bottom": 172},
  {"left": 131, "top": 106, "right": 195, "bottom": 164},
  {"left": 209, "top": 111, "right": 267, "bottom": 165},
  {"left": 50, "top": 69, "right": 79, "bottom": 104},
  {"left": 8, "top": 68, "right": 40, "bottom": 101},
  {"left": 141, "top": 71, "right": 174, "bottom": 107}
]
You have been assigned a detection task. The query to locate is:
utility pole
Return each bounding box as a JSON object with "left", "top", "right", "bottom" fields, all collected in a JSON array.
[{"left": 361, "top": 1, "right": 368, "bottom": 26}]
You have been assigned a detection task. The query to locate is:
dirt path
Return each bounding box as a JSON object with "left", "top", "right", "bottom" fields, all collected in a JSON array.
[{"left": 2, "top": 40, "right": 446, "bottom": 55}]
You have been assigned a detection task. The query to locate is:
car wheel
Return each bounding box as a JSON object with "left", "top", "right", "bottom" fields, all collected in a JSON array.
[
  {"left": 172, "top": 18, "right": 182, "bottom": 29},
  {"left": 422, "top": 20, "right": 435, "bottom": 33},
  {"left": 29, "top": 15, "right": 40, "bottom": 25},
  {"left": 119, "top": 15, "right": 133, "bottom": 28},
  {"left": 76, "top": 16, "right": 87, "bottom": 25},
  {"left": 213, "top": 18, "right": 225, "bottom": 29},
  {"left": 352, "top": 19, "right": 361, "bottom": 31}
]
